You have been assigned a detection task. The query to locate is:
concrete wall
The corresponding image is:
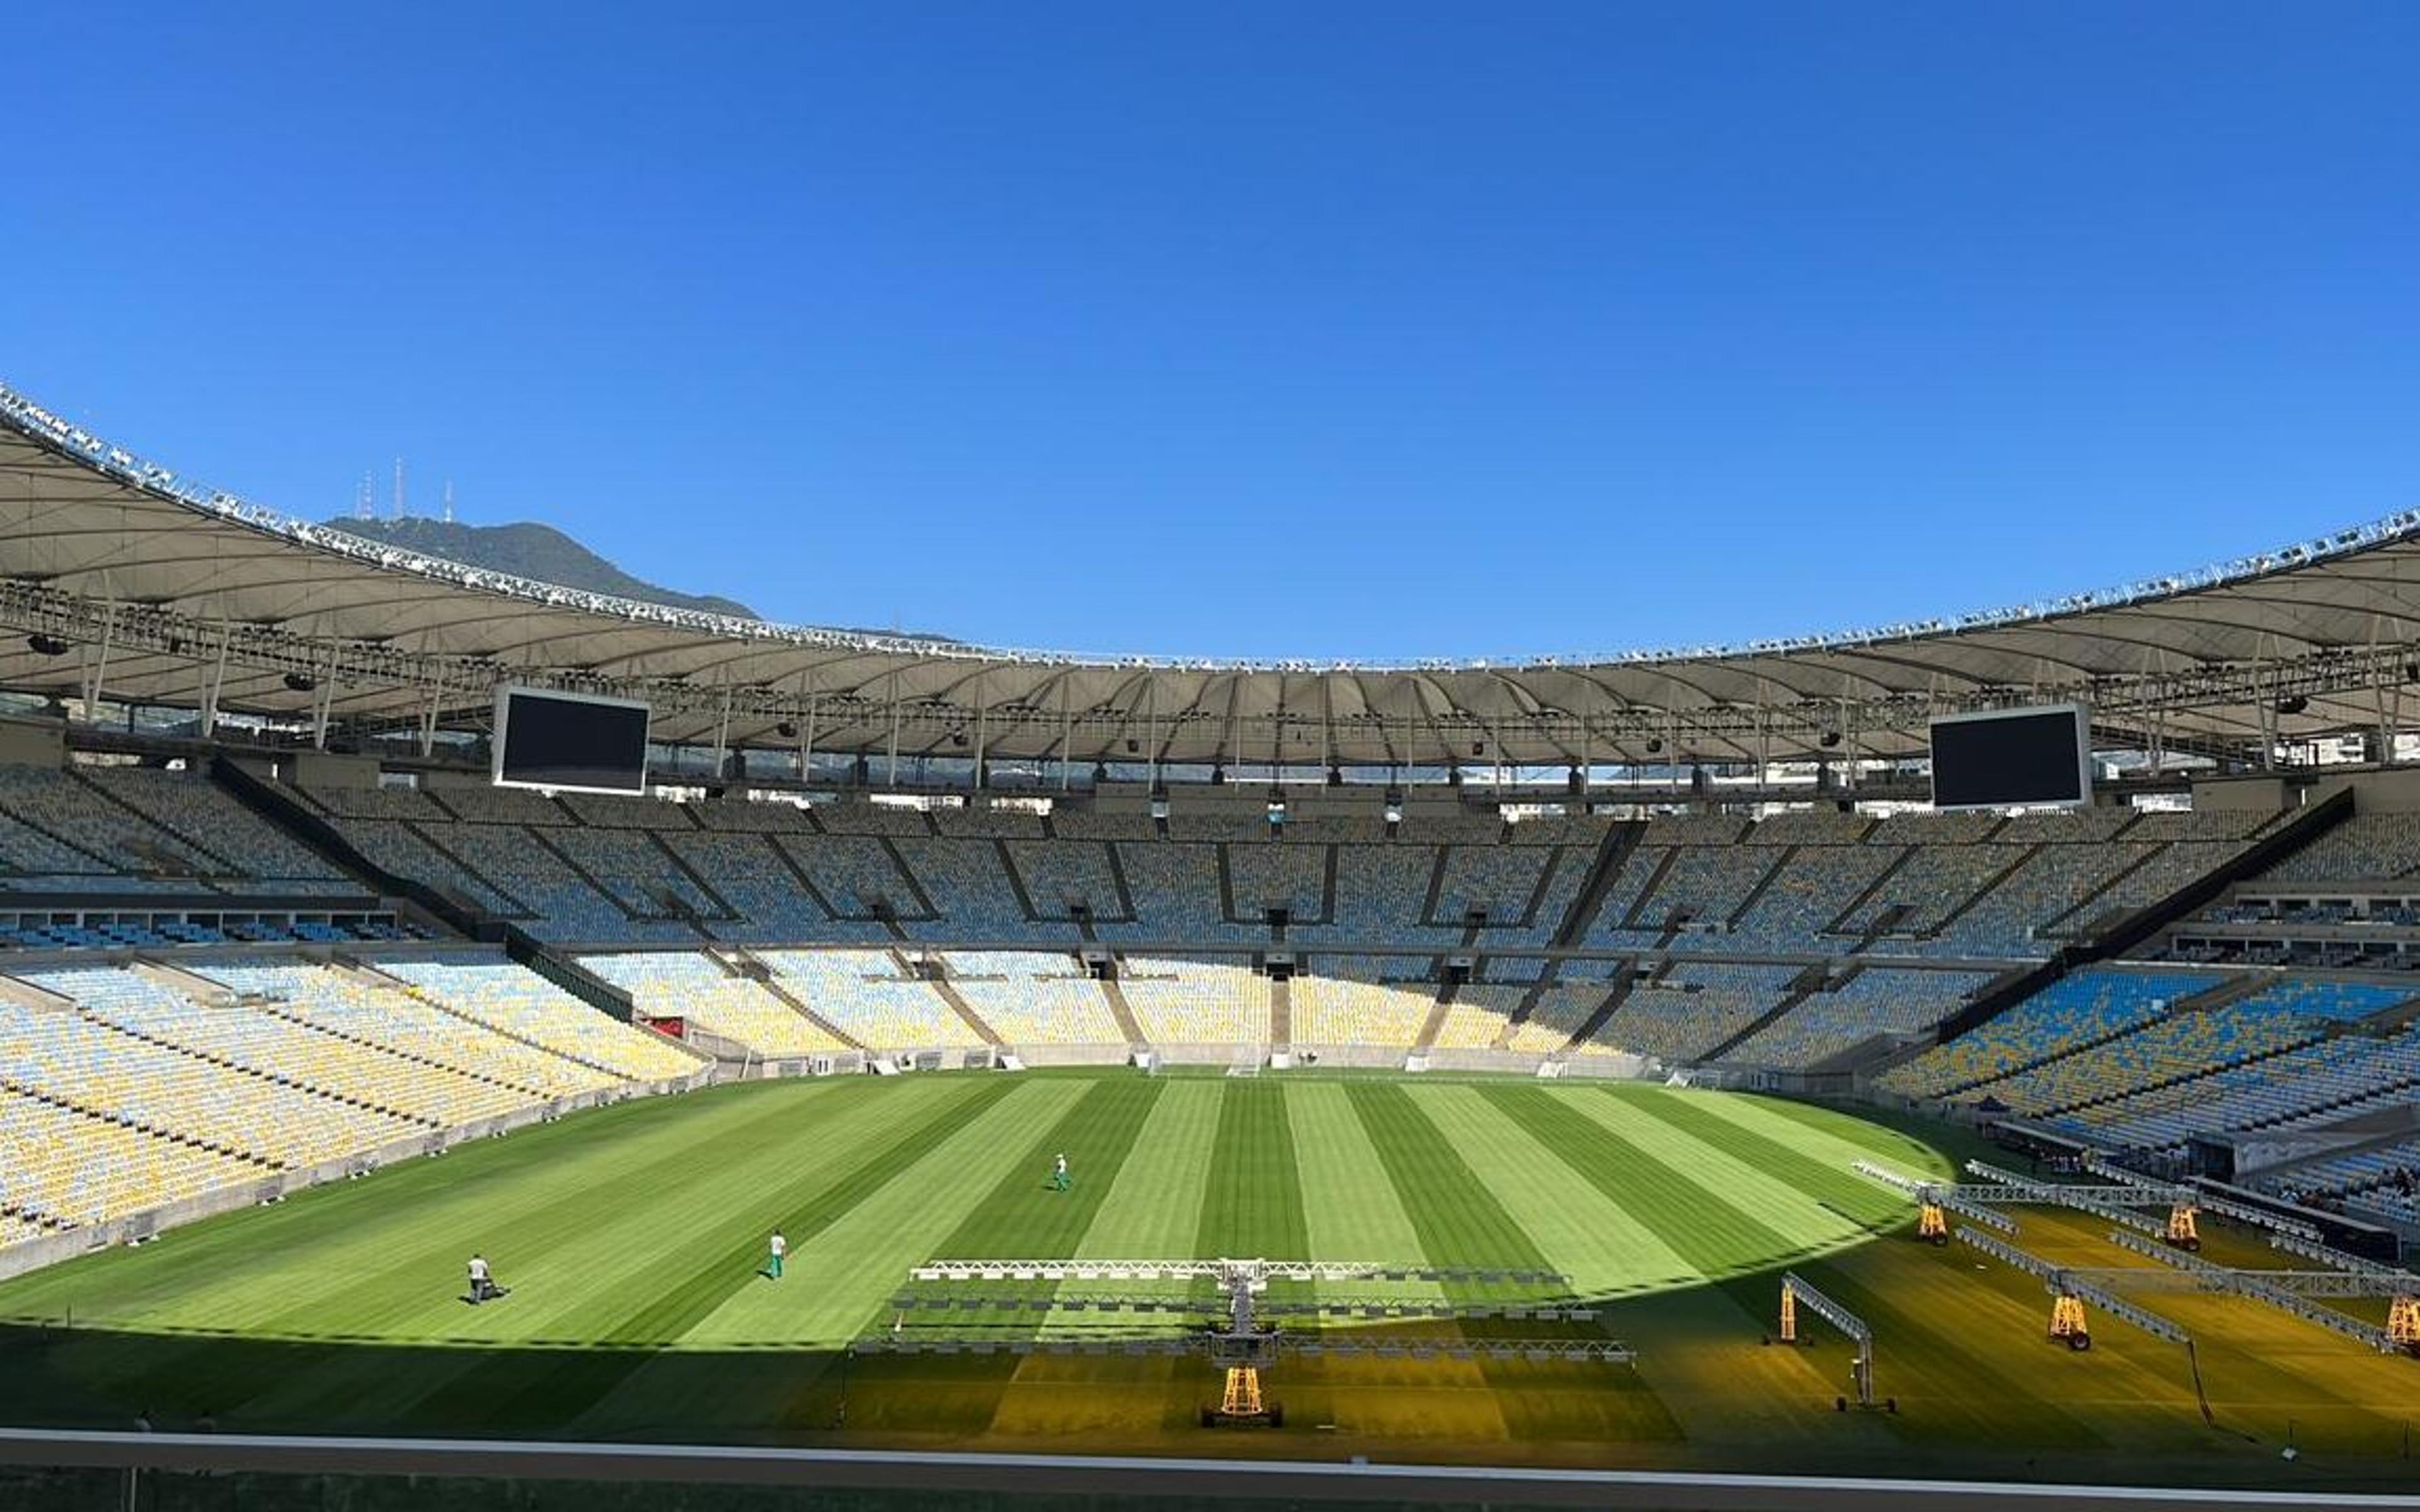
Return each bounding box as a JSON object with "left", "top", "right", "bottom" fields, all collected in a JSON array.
[
  {"left": 289, "top": 751, "right": 383, "bottom": 791},
  {"left": 0, "top": 717, "right": 66, "bottom": 769}
]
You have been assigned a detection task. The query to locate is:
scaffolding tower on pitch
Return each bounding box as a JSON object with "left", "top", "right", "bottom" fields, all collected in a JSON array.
[{"left": 868, "top": 1256, "right": 1630, "bottom": 1426}]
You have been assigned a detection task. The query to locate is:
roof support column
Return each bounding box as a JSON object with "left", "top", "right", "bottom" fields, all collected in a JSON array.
[
  {"left": 78, "top": 600, "right": 117, "bottom": 716},
  {"left": 1145, "top": 680, "right": 1159, "bottom": 789},
  {"left": 1059, "top": 681, "right": 1074, "bottom": 791},
  {"left": 2373, "top": 619, "right": 2399, "bottom": 765},
  {"left": 799, "top": 678, "right": 819, "bottom": 784},
  {"left": 972, "top": 677, "right": 988, "bottom": 791},
  {"left": 199, "top": 622, "right": 231, "bottom": 740},
  {"left": 418, "top": 672, "right": 442, "bottom": 759},
  {"left": 311, "top": 650, "right": 335, "bottom": 750},
  {"left": 711, "top": 685, "right": 734, "bottom": 777},
  {"left": 886, "top": 672, "right": 902, "bottom": 790}
]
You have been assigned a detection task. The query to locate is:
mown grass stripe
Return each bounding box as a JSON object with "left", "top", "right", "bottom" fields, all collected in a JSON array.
[
  {"left": 678, "top": 1075, "right": 1114, "bottom": 1348},
  {"left": 1477, "top": 1083, "right": 1809, "bottom": 1285},
  {"left": 1347, "top": 1082, "right": 1684, "bottom": 1446},
  {"left": 1406, "top": 1085, "right": 1700, "bottom": 1300},
  {"left": 1548, "top": 1087, "right": 1904, "bottom": 1249},
  {"left": 1287, "top": 1082, "right": 1429, "bottom": 1263},
  {"left": 597, "top": 1077, "right": 1029, "bottom": 1346},
  {"left": 930, "top": 1075, "right": 1165, "bottom": 1261},
  {"left": 1340, "top": 1082, "right": 1552, "bottom": 1273},
  {"left": 1664, "top": 1087, "right": 1961, "bottom": 1186},
  {"left": 1193, "top": 1080, "right": 1308, "bottom": 1259},
  {"left": 1035, "top": 1079, "right": 1223, "bottom": 1334},
  {"left": 1075, "top": 1079, "right": 1220, "bottom": 1258},
  {"left": 563, "top": 1077, "right": 1109, "bottom": 1437}
]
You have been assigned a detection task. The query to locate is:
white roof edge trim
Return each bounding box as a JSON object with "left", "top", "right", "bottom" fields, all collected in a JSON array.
[{"left": 7, "top": 377, "right": 2419, "bottom": 675}]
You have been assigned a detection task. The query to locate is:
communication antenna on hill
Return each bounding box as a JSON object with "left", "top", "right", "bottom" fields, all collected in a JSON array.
[
  {"left": 354, "top": 471, "right": 373, "bottom": 520},
  {"left": 393, "top": 457, "right": 406, "bottom": 520},
  {"left": 442, "top": 479, "right": 455, "bottom": 524}
]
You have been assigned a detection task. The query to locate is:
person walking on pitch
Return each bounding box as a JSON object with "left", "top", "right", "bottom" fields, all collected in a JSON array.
[
  {"left": 766, "top": 1230, "right": 786, "bottom": 1280},
  {"left": 1052, "top": 1152, "right": 1070, "bottom": 1192}
]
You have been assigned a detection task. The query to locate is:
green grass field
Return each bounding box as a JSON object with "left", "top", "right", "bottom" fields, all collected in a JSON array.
[{"left": 3, "top": 1070, "right": 2417, "bottom": 1491}]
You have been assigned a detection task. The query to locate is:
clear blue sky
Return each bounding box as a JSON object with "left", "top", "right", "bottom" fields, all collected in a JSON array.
[{"left": 5, "top": 4, "right": 2416, "bottom": 661}]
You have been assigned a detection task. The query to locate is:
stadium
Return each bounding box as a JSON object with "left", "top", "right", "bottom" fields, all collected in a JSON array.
[{"left": 4, "top": 380, "right": 2420, "bottom": 1512}]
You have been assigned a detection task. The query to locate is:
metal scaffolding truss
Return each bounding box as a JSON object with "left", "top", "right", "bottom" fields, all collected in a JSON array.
[
  {"left": 853, "top": 1333, "right": 1637, "bottom": 1363},
  {"left": 2102, "top": 1229, "right": 2406, "bottom": 1352},
  {"left": 2078, "top": 1158, "right": 2325, "bottom": 1239},
  {"left": 1954, "top": 1228, "right": 2194, "bottom": 1346}
]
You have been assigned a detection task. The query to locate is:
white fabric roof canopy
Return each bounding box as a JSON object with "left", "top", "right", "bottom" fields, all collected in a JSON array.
[{"left": 4, "top": 385, "right": 2419, "bottom": 769}]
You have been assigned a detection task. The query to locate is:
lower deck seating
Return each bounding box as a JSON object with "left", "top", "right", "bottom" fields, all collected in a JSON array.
[
  {"left": 1507, "top": 982, "right": 1618, "bottom": 1054},
  {"left": 1117, "top": 958, "right": 1269, "bottom": 1045},
  {"left": 943, "top": 951, "right": 1125, "bottom": 1044},
  {"left": 1723, "top": 969, "right": 1989, "bottom": 1070},
  {"left": 1588, "top": 963, "right": 1798, "bottom": 1062},
  {"left": 197, "top": 961, "right": 619, "bottom": 1104},
  {"left": 582, "top": 953, "right": 852, "bottom": 1058},
  {"left": 758, "top": 949, "right": 984, "bottom": 1050},
  {"left": 1288, "top": 963, "right": 1436, "bottom": 1048},
  {"left": 1429, "top": 985, "right": 1528, "bottom": 1050},
  {"left": 0, "top": 1087, "right": 265, "bottom": 1227},
  {"left": 374, "top": 958, "right": 706, "bottom": 1082},
  {"left": 1876, "top": 969, "right": 2213, "bottom": 1099}
]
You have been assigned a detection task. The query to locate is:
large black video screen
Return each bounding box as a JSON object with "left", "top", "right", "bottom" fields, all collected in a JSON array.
[
  {"left": 1928, "top": 706, "right": 2090, "bottom": 810},
  {"left": 493, "top": 687, "right": 650, "bottom": 795}
]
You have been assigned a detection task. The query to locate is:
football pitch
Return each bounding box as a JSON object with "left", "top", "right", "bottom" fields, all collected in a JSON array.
[{"left": 2, "top": 1070, "right": 2417, "bottom": 1490}]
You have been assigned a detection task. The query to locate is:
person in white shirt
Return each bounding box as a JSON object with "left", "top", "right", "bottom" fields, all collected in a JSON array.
[
  {"left": 467, "top": 1253, "right": 502, "bottom": 1303},
  {"left": 1052, "top": 1153, "right": 1070, "bottom": 1193},
  {"left": 766, "top": 1230, "right": 787, "bottom": 1280}
]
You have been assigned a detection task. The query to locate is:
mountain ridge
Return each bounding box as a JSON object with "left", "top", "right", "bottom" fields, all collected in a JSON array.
[{"left": 321, "top": 516, "right": 760, "bottom": 619}]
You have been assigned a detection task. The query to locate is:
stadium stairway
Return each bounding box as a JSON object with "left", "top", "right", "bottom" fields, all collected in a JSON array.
[
  {"left": 1488, "top": 970, "right": 1559, "bottom": 1051},
  {"left": 1097, "top": 975, "right": 1150, "bottom": 1049},
  {"left": 716, "top": 948, "right": 867, "bottom": 1050},
  {"left": 910, "top": 956, "right": 1005, "bottom": 1046},
  {"left": 652, "top": 834, "right": 743, "bottom": 920},
  {"left": 2035, "top": 842, "right": 2194, "bottom": 941},
  {"left": 1697, "top": 962, "right": 1833, "bottom": 1062},
  {"left": 1558, "top": 970, "right": 1637, "bottom": 1055},
  {"left": 209, "top": 758, "right": 470, "bottom": 935},
  {"left": 69, "top": 766, "right": 245, "bottom": 876},
  {"left": 1548, "top": 821, "right": 1645, "bottom": 948},
  {"left": 1418, "top": 849, "right": 1451, "bottom": 930},
  {"left": 1722, "top": 843, "right": 1797, "bottom": 929},
  {"left": 1410, "top": 975, "right": 1458, "bottom": 1053},
  {"left": 1818, "top": 850, "right": 1916, "bottom": 942},
  {"left": 992, "top": 839, "right": 1050, "bottom": 929},
  {"left": 1920, "top": 842, "right": 2046, "bottom": 942},
  {"left": 1269, "top": 973, "right": 1292, "bottom": 1046},
  {"left": 1613, "top": 848, "right": 1683, "bottom": 932}
]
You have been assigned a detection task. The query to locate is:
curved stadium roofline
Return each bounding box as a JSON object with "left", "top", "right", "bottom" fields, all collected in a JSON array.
[{"left": 6, "top": 378, "right": 2416, "bottom": 675}]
